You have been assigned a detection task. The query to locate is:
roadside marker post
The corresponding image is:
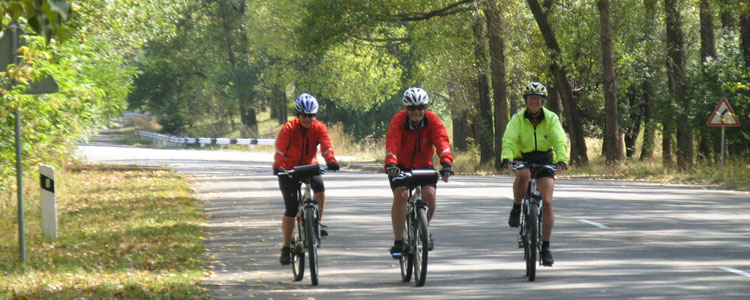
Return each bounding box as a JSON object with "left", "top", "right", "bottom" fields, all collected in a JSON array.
[{"left": 40, "top": 164, "right": 58, "bottom": 239}]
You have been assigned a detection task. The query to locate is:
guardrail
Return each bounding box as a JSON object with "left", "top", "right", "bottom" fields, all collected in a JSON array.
[{"left": 136, "top": 130, "right": 275, "bottom": 148}]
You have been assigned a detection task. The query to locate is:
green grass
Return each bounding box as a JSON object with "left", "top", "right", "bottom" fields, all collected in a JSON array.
[{"left": 0, "top": 163, "right": 208, "bottom": 299}]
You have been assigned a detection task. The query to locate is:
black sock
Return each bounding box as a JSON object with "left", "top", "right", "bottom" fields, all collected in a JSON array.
[{"left": 542, "top": 241, "right": 550, "bottom": 250}]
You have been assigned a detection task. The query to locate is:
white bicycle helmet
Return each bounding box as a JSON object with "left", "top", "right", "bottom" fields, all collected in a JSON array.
[
  {"left": 402, "top": 87, "right": 430, "bottom": 106},
  {"left": 295, "top": 93, "right": 319, "bottom": 114},
  {"left": 523, "top": 82, "right": 548, "bottom": 99}
]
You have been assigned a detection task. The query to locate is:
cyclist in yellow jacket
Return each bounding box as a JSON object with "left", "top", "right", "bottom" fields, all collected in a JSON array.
[{"left": 501, "top": 82, "right": 568, "bottom": 267}]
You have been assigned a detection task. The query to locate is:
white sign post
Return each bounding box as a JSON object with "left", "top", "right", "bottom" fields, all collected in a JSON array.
[
  {"left": 707, "top": 98, "right": 741, "bottom": 177},
  {"left": 40, "top": 164, "right": 58, "bottom": 239}
]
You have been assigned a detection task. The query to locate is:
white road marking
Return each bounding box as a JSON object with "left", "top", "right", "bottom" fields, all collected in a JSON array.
[
  {"left": 577, "top": 219, "right": 609, "bottom": 229},
  {"left": 720, "top": 267, "right": 750, "bottom": 278}
]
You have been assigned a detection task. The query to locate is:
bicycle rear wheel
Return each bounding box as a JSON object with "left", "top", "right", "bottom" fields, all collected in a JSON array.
[
  {"left": 399, "top": 221, "right": 414, "bottom": 282},
  {"left": 304, "top": 207, "right": 319, "bottom": 286},
  {"left": 413, "top": 208, "right": 429, "bottom": 287},
  {"left": 292, "top": 218, "right": 305, "bottom": 281},
  {"left": 526, "top": 202, "right": 539, "bottom": 282}
]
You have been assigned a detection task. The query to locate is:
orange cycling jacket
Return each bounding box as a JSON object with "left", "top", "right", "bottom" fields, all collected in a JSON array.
[
  {"left": 385, "top": 110, "right": 453, "bottom": 169},
  {"left": 273, "top": 118, "right": 336, "bottom": 170}
]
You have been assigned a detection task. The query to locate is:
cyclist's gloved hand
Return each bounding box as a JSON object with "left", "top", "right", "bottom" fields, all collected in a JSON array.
[
  {"left": 555, "top": 161, "right": 568, "bottom": 171},
  {"left": 273, "top": 167, "right": 286, "bottom": 176},
  {"left": 501, "top": 159, "right": 512, "bottom": 170},
  {"left": 439, "top": 162, "right": 454, "bottom": 177},
  {"left": 326, "top": 161, "right": 340, "bottom": 171},
  {"left": 386, "top": 163, "right": 400, "bottom": 177}
]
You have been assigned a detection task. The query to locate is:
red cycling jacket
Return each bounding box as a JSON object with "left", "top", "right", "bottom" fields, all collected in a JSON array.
[
  {"left": 385, "top": 110, "right": 453, "bottom": 169},
  {"left": 273, "top": 118, "right": 336, "bottom": 170}
]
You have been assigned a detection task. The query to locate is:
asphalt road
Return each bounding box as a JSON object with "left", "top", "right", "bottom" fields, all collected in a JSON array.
[{"left": 77, "top": 142, "right": 750, "bottom": 300}]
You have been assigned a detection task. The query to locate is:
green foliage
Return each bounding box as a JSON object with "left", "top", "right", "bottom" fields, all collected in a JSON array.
[
  {"left": 688, "top": 28, "right": 750, "bottom": 157},
  {"left": 0, "top": 0, "right": 72, "bottom": 42},
  {"left": 1, "top": 0, "right": 184, "bottom": 194},
  {"left": 127, "top": 0, "right": 750, "bottom": 166}
]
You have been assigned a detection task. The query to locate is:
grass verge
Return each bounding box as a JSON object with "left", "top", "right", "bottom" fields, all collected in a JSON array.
[{"left": 0, "top": 162, "right": 208, "bottom": 299}]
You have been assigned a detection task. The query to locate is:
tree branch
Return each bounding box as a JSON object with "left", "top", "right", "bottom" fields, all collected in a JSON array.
[{"left": 389, "top": 0, "right": 477, "bottom": 22}]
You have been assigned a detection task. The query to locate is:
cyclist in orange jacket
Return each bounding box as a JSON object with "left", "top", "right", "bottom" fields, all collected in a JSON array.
[
  {"left": 385, "top": 87, "right": 453, "bottom": 258},
  {"left": 273, "top": 93, "right": 339, "bottom": 265}
]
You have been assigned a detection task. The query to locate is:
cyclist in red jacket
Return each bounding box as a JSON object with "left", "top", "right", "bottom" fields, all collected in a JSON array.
[
  {"left": 273, "top": 93, "right": 339, "bottom": 265},
  {"left": 385, "top": 87, "right": 454, "bottom": 258}
]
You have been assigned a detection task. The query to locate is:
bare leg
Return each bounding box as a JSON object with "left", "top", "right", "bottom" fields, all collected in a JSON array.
[
  {"left": 421, "top": 186, "right": 437, "bottom": 222},
  {"left": 513, "top": 168, "right": 531, "bottom": 205},
  {"left": 282, "top": 216, "right": 295, "bottom": 246},
  {"left": 391, "top": 187, "right": 408, "bottom": 240},
  {"left": 538, "top": 177, "right": 555, "bottom": 241},
  {"left": 314, "top": 192, "right": 325, "bottom": 223}
]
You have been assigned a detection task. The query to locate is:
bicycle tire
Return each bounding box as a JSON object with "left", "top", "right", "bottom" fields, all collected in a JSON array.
[
  {"left": 520, "top": 204, "right": 529, "bottom": 277},
  {"left": 399, "top": 218, "right": 413, "bottom": 282},
  {"left": 292, "top": 217, "right": 305, "bottom": 281},
  {"left": 527, "top": 201, "right": 539, "bottom": 282},
  {"left": 304, "top": 207, "right": 319, "bottom": 285},
  {"left": 413, "top": 207, "right": 429, "bottom": 287}
]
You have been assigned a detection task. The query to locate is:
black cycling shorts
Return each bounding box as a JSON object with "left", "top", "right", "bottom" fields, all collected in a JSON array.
[
  {"left": 388, "top": 165, "right": 437, "bottom": 191},
  {"left": 278, "top": 174, "right": 324, "bottom": 217}
]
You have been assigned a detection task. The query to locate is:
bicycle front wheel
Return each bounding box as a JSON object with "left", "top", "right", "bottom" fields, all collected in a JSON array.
[
  {"left": 399, "top": 218, "right": 413, "bottom": 282},
  {"left": 304, "top": 207, "right": 319, "bottom": 286},
  {"left": 292, "top": 218, "right": 305, "bottom": 281},
  {"left": 526, "top": 202, "right": 539, "bottom": 282},
  {"left": 413, "top": 208, "right": 429, "bottom": 287}
]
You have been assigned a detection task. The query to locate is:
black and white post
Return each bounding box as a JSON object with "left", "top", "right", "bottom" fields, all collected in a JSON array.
[{"left": 40, "top": 164, "right": 57, "bottom": 239}]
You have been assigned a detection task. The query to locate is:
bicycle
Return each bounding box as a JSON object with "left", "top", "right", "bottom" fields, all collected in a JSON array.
[
  {"left": 277, "top": 163, "right": 327, "bottom": 286},
  {"left": 513, "top": 162, "right": 556, "bottom": 282},
  {"left": 391, "top": 169, "right": 440, "bottom": 287}
]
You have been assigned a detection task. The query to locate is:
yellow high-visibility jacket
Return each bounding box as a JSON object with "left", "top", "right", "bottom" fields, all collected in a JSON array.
[{"left": 501, "top": 107, "right": 568, "bottom": 165}]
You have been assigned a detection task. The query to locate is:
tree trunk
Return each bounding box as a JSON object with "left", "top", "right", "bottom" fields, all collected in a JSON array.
[
  {"left": 662, "top": 121, "right": 674, "bottom": 168},
  {"left": 598, "top": 0, "right": 623, "bottom": 164},
  {"left": 452, "top": 110, "right": 470, "bottom": 151},
  {"left": 474, "top": 18, "right": 494, "bottom": 165},
  {"left": 527, "top": 0, "right": 588, "bottom": 166},
  {"left": 484, "top": 0, "right": 509, "bottom": 171},
  {"left": 740, "top": 11, "right": 750, "bottom": 70},
  {"left": 624, "top": 88, "right": 642, "bottom": 158},
  {"left": 448, "top": 85, "right": 470, "bottom": 151},
  {"left": 700, "top": 0, "right": 718, "bottom": 64},
  {"left": 640, "top": 80, "right": 655, "bottom": 160},
  {"left": 640, "top": 0, "right": 658, "bottom": 161},
  {"left": 547, "top": 82, "right": 563, "bottom": 117},
  {"left": 665, "top": 0, "right": 693, "bottom": 170},
  {"left": 699, "top": 0, "right": 717, "bottom": 161},
  {"left": 720, "top": 0, "right": 736, "bottom": 28},
  {"left": 244, "top": 108, "right": 258, "bottom": 137},
  {"left": 273, "top": 85, "right": 287, "bottom": 124}
]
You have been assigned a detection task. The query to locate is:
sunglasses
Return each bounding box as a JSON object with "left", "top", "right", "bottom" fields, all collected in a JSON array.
[
  {"left": 300, "top": 113, "right": 317, "bottom": 118},
  {"left": 406, "top": 105, "right": 426, "bottom": 111}
]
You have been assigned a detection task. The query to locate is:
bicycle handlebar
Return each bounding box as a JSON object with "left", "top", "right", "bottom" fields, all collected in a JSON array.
[
  {"left": 391, "top": 169, "right": 441, "bottom": 184},
  {"left": 277, "top": 164, "right": 329, "bottom": 179},
  {"left": 512, "top": 162, "right": 557, "bottom": 171}
]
